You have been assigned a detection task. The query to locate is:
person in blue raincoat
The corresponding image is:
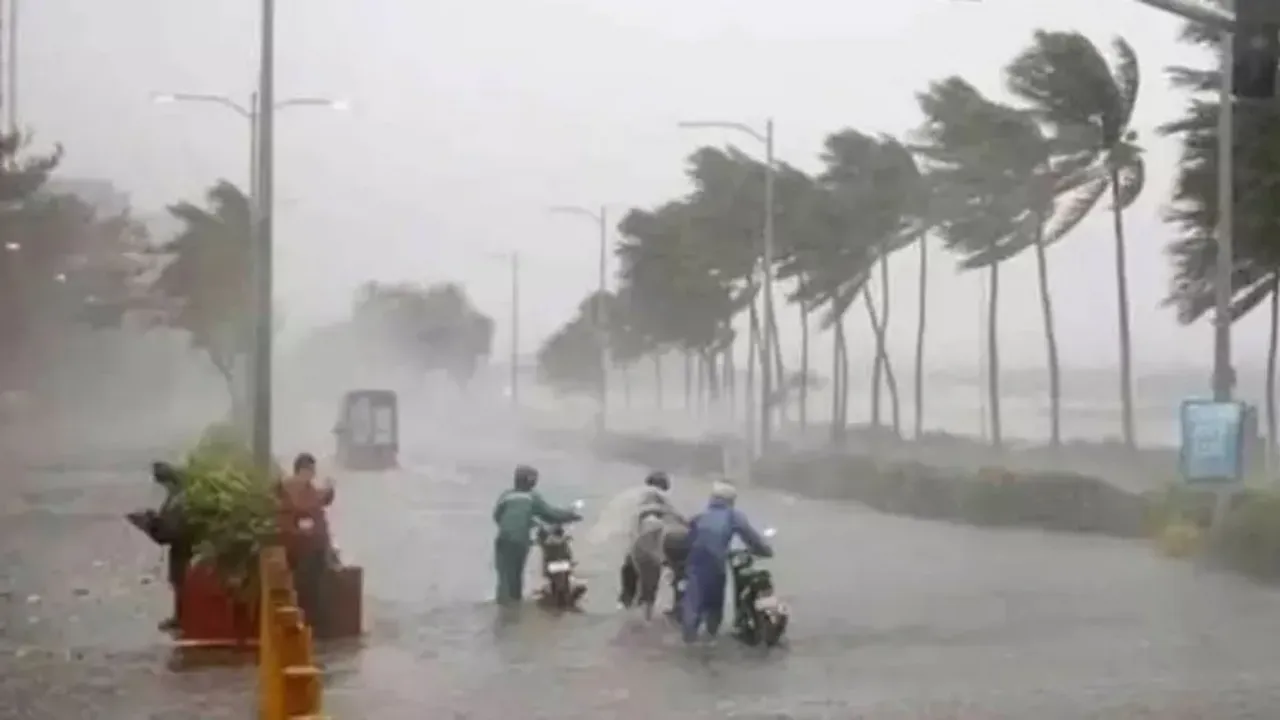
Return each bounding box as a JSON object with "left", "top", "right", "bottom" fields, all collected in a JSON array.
[
  {"left": 680, "top": 480, "right": 773, "bottom": 643},
  {"left": 492, "top": 464, "right": 582, "bottom": 605}
]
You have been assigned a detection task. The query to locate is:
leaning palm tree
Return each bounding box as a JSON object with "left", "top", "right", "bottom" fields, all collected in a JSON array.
[
  {"left": 1162, "top": 18, "right": 1280, "bottom": 473},
  {"left": 914, "top": 78, "right": 1092, "bottom": 448},
  {"left": 818, "top": 130, "right": 927, "bottom": 438},
  {"left": 1006, "top": 30, "right": 1146, "bottom": 449}
]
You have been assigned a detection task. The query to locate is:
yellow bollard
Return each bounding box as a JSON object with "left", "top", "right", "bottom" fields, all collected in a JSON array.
[{"left": 257, "top": 546, "right": 326, "bottom": 720}]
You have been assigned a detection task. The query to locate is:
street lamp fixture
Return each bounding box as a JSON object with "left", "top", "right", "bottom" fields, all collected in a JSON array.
[
  {"left": 549, "top": 204, "right": 610, "bottom": 434},
  {"left": 3, "top": 242, "right": 19, "bottom": 252},
  {"left": 151, "top": 82, "right": 347, "bottom": 469},
  {"left": 678, "top": 117, "right": 777, "bottom": 457}
]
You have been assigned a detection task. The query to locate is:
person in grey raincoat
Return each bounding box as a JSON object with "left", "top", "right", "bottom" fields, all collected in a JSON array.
[
  {"left": 680, "top": 481, "right": 772, "bottom": 643},
  {"left": 491, "top": 465, "right": 582, "bottom": 605},
  {"left": 617, "top": 470, "right": 687, "bottom": 619}
]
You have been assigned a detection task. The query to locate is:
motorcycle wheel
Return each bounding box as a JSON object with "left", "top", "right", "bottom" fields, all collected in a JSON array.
[
  {"left": 758, "top": 610, "right": 787, "bottom": 648},
  {"left": 550, "top": 574, "right": 571, "bottom": 608}
]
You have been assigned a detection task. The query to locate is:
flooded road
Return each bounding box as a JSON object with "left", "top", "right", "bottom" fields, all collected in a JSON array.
[{"left": 6, "top": 420, "right": 1280, "bottom": 718}]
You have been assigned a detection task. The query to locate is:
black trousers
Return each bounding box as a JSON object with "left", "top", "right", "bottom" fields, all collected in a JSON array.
[{"left": 292, "top": 547, "right": 328, "bottom": 634}]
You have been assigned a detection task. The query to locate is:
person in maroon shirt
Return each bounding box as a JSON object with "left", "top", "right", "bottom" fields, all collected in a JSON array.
[{"left": 278, "top": 453, "right": 335, "bottom": 628}]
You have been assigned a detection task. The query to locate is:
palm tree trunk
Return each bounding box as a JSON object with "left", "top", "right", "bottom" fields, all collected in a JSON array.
[
  {"left": 1109, "top": 176, "right": 1137, "bottom": 449},
  {"left": 863, "top": 284, "right": 902, "bottom": 437},
  {"left": 1032, "top": 228, "right": 1062, "bottom": 448},
  {"left": 987, "top": 263, "right": 1003, "bottom": 449},
  {"left": 865, "top": 296, "right": 883, "bottom": 430},
  {"left": 913, "top": 234, "right": 928, "bottom": 439},
  {"left": 768, "top": 305, "right": 787, "bottom": 427},
  {"left": 831, "top": 318, "right": 845, "bottom": 444},
  {"left": 682, "top": 351, "right": 693, "bottom": 409},
  {"left": 878, "top": 255, "right": 900, "bottom": 436},
  {"left": 652, "top": 354, "right": 663, "bottom": 410},
  {"left": 694, "top": 353, "right": 704, "bottom": 416},
  {"left": 724, "top": 348, "right": 736, "bottom": 421},
  {"left": 799, "top": 305, "right": 810, "bottom": 432},
  {"left": 838, "top": 316, "right": 851, "bottom": 442},
  {"left": 1267, "top": 276, "right": 1279, "bottom": 479},
  {"left": 622, "top": 363, "right": 632, "bottom": 409}
]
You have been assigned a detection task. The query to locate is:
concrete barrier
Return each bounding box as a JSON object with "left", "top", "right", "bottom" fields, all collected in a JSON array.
[{"left": 257, "top": 546, "right": 325, "bottom": 720}]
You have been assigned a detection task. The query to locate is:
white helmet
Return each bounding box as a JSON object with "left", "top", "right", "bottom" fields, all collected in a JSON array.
[{"left": 710, "top": 480, "right": 737, "bottom": 503}]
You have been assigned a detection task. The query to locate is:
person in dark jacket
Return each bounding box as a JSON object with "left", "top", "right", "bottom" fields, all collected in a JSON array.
[
  {"left": 150, "top": 461, "right": 192, "bottom": 633},
  {"left": 491, "top": 465, "right": 581, "bottom": 605},
  {"left": 680, "top": 481, "right": 773, "bottom": 644}
]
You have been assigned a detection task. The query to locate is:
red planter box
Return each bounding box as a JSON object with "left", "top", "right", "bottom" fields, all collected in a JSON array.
[{"left": 178, "top": 563, "right": 258, "bottom": 645}]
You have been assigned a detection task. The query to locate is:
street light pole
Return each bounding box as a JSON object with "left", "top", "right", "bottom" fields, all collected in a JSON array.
[
  {"left": 761, "top": 119, "right": 776, "bottom": 452},
  {"left": 549, "top": 204, "right": 610, "bottom": 434},
  {"left": 1212, "top": 3, "right": 1235, "bottom": 403},
  {"left": 677, "top": 119, "right": 778, "bottom": 457},
  {"left": 253, "top": 0, "right": 276, "bottom": 474}
]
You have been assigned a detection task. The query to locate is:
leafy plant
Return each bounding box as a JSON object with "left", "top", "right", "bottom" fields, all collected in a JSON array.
[{"left": 174, "top": 423, "right": 280, "bottom": 597}]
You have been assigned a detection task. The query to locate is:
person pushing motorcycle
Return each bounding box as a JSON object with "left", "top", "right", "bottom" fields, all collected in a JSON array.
[
  {"left": 680, "top": 480, "right": 773, "bottom": 643},
  {"left": 491, "top": 464, "right": 582, "bottom": 605},
  {"left": 617, "top": 470, "right": 687, "bottom": 618}
]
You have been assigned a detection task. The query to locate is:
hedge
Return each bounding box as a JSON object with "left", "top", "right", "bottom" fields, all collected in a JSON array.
[{"left": 580, "top": 431, "right": 1280, "bottom": 584}]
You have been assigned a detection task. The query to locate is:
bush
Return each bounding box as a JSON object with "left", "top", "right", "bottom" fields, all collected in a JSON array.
[
  {"left": 175, "top": 423, "right": 281, "bottom": 597},
  {"left": 1210, "top": 490, "right": 1280, "bottom": 581},
  {"left": 750, "top": 452, "right": 1148, "bottom": 538}
]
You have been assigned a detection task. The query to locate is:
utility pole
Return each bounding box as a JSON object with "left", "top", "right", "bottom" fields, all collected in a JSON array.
[
  {"left": 510, "top": 252, "right": 520, "bottom": 408},
  {"left": 6, "top": 0, "right": 15, "bottom": 139}
]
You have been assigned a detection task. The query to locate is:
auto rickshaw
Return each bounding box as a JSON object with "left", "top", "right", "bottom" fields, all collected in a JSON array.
[{"left": 334, "top": 389, "right": 399, "bottom": 471}]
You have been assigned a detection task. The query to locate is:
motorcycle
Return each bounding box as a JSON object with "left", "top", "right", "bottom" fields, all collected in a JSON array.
[
  {"left": 535, "top": 500, "right": 587, "bottom": 610},
  {"left": 728, "top": 527, "right": 788, "bottom": 647}
]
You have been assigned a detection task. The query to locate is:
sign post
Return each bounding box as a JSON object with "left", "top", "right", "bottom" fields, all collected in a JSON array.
[{"left": 1179, "top": 399, "right": 1247, "bottom": 538}]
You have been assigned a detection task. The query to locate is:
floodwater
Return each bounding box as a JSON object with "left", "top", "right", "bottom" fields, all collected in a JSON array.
[{"left": 5, "top": 414, "right": 1280, "bottom": 719}]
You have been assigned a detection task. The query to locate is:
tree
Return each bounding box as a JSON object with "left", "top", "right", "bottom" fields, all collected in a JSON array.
[
  {"left": 0, "top": 135, "right": 151, "bottom": 393},
  {"left": 616, "top": 199, "right": 738, "bottom": 406},
  {"left": 352, "top": 280, "right": 494, "bottom": 385},
  {"left": 148, "top": 180, "right": 253, "bottom": 402},
  {"left": 1163, "top": 19, "right": 1280, "bottom": 467},
  {"left": 536, "top": 291, "right": 611, "bottom": 396},
  {"left": 817, "top": 130, "right": 928, "bottom": 438},
  {"left": 1006, "top": 30, "right": 1146, "bottom": 449},
  {"left": 911, "top": 79, "right": 1080, "bottom": 448}
]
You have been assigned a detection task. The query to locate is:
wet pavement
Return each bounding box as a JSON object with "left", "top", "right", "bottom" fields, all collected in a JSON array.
[{"left": 6, "top": 419, "right": 1280, "bottom": 718}]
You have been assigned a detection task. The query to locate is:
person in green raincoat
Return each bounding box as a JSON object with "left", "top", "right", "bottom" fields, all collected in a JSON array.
[{"left": 492, "top": 464, "right": 582, "bottom": 605}]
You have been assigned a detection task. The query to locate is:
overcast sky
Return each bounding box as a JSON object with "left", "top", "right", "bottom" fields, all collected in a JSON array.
[{"left": 19, "top": 0, "right": 1260, "bottom": 374}]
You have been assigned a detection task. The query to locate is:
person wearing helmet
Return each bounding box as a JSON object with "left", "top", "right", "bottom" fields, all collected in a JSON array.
[
  {"left": 680, "top": 480, "right": 772, "bottom": 643},
  {"left": 491, "top": 464, "right": 582, "bottom": 605},
  {"left": 618, "top": 470, "right": 686, "bottom": 616}
]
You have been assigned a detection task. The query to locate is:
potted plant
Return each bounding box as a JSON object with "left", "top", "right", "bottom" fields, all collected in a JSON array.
[{"left": 172, "top": 423, "right": 280, "bottom": 644}]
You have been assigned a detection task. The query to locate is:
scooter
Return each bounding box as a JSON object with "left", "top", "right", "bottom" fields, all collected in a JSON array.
[
  {"left": 534, "top": 500, "right": 587, "bottom": 610},
  {"left": 728, "top": 527, "right": 788, "bottom": 647}
]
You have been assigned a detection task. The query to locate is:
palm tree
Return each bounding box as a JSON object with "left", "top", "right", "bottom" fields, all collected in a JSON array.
[
  {"left": 781, "top": 160, "right": 883, "bottom": 444},
  {"left": 915, "top": 78, "right": 1077, "bottom": 448},
  {"left": 1005, "top": 30, "right": 1146, "bottom": 448},
  {"left": 1162, "top": 18, "right": 1280, "bottom": 472}
]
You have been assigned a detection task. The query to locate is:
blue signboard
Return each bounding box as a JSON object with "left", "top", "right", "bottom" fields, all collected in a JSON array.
[{"left": 1179, "top": 399, "right": 1246, "bottom": 484}]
